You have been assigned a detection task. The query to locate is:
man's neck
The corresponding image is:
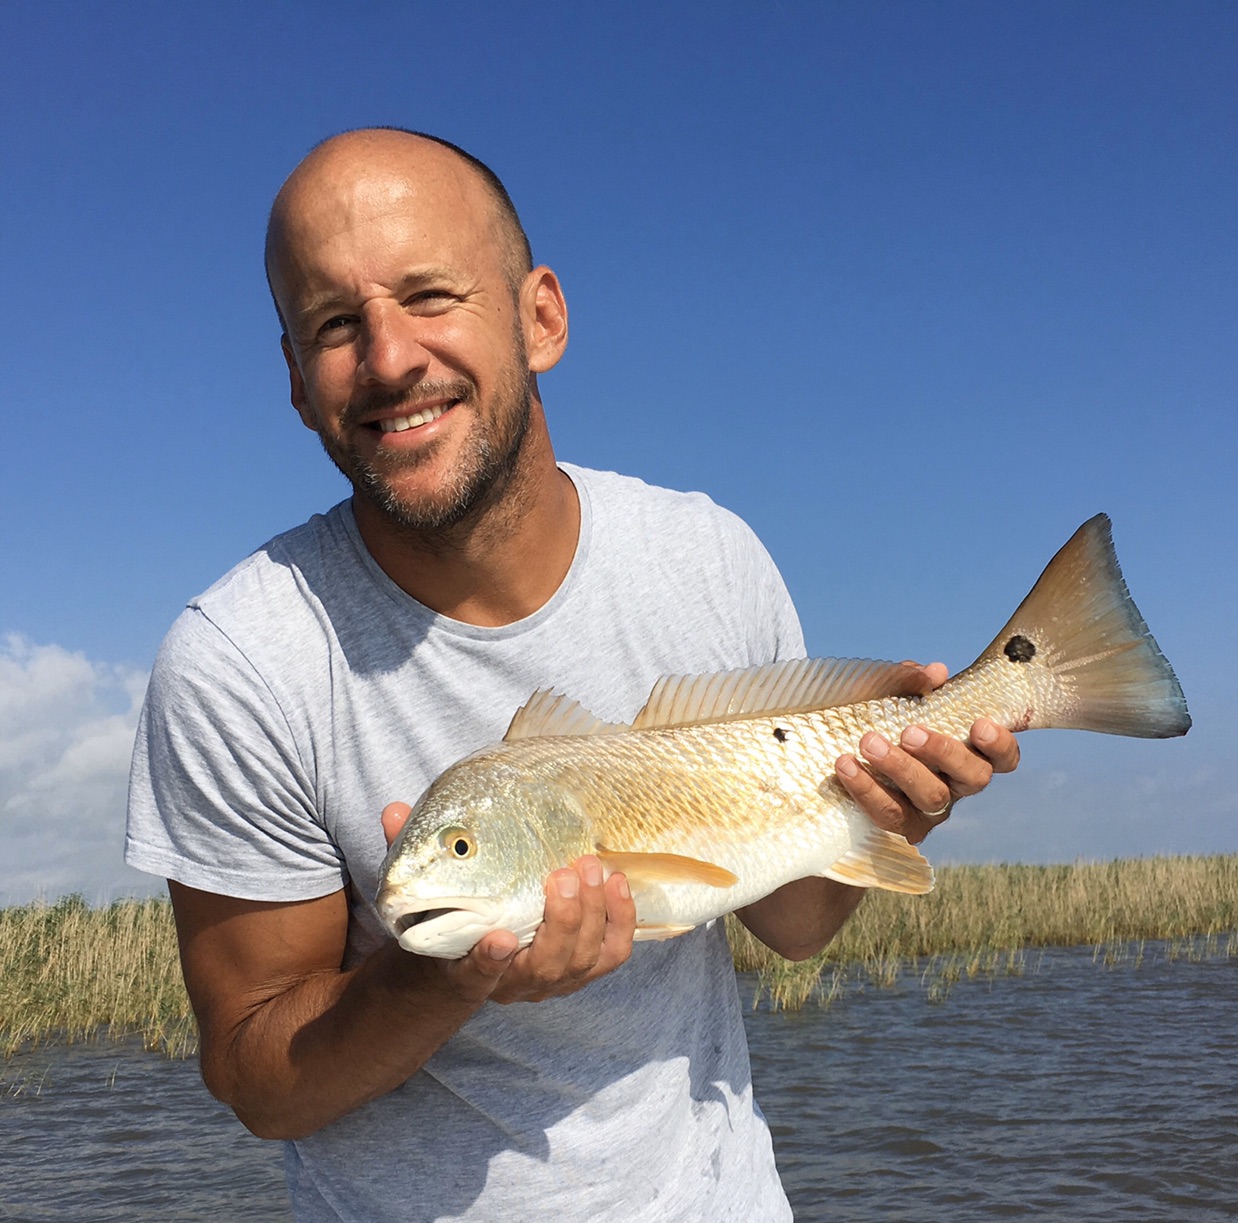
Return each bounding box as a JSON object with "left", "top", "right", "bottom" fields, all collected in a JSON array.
[{"left": 352, "top": 435, "right": 581, "bottom": 628}]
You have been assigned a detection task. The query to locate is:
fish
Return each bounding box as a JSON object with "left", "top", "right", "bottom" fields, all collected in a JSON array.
[{"left": 376, "top": 514, "right": 1191, "bottom": 958}]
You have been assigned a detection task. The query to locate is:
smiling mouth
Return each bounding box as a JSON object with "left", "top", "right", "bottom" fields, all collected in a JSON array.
[{"left": 376, "top": 402, "right": 453, "bottom": 434}]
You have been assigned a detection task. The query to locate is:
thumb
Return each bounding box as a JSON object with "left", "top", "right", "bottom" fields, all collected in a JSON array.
[
  {"left": 381, "top": 801, "right": 413, "bottom": 847},
  {"left": 899, "top": 659, "right": 949, "bottom": 692}
]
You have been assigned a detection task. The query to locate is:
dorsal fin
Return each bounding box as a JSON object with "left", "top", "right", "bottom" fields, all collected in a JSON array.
[
  {"left": 630, "top": 657, "right": 931, "bottom": 730},
  {"left": 503, "top": 690, "right": 629, "bottom": 741}
]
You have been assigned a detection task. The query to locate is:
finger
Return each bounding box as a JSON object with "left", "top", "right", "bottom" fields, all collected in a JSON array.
[
  {"left": 899, "top": 660, "right": 949, "bottom": 691},
  {"left": 438, "top": 929, "right": 519, "bottom": 1003},
  {"left": 896, "top": 658, "right": 940, "bottom": 698},
  {"left": 835, "top": 751, "right": 919, "bottom": 835},
  {"left": 969, "top": 718, "right": 1021, "bottom": 774},
  {"left": 493, "top": 866, "right": 592, "bottom": 1000},
  {"left": 858, "top": 731, "right": 955, "bottom": 815},
  {"left": 381, "top": 802, "right": 413, "bottom": 847},
  {"left": 561, "top": 856, "right": 609, "bottom": 978},
  {"left": 898, "top": 726, "right": 993, "bottom": 799},
  {"left": 533, "top": 867, "right": 588, "bottom": 971},
  {"left": 595, "top": 871, "right": 637, "bottom": 971}
]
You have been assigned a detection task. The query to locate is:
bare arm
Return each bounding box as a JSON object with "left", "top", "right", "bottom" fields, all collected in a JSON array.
[
  {"left": 171, "top": 882, "right": 495, "bottom": 1140},
  {"left": 737, "top": 662, "right": 1021, "bottom": 960},
  {"left": 172, "top": 841, "right": 636, "bottom": 1140}
]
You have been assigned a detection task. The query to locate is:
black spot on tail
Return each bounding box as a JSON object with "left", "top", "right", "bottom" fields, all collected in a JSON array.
[
  {"left": 1004, "top": 635, "right": 1037, "bottom": 663},
  {"left": 773, "top": 727, "right": 789, "bottom": 743}
]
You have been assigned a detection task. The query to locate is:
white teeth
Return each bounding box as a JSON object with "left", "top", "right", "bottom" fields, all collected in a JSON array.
[{"left": 379, "top": 404, "right": 448, "bottom": 433}]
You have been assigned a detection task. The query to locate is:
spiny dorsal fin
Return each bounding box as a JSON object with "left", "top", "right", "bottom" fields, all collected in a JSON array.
[
  {"left": 821, "top": 827, "right": 934, "bottom": 895},
  {"left": 595, "top": 849, "right": 739, "bottom": 889},
  {"left": 503, "top": 690, "right": 629, "bottom": 741},
  {"left": 630, "top": 657, "right": 931, "bottom": 730}
]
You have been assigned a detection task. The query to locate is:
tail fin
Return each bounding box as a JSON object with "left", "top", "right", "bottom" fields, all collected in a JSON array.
[{"left": 975, "top": 515, "right": 1190, "bottom": 738}]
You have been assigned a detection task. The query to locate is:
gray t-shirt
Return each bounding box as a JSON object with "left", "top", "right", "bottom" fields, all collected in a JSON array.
[{"left": 127, "top": 464, "right": 804, "bottom": 1222}]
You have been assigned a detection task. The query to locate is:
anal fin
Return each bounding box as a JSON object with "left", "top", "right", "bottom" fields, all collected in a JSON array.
[
  {"left": 632, "top": 922, "right": 698, "bottom": 942},
  {"left": 822, "top": 828, "right": 935, "bottom": 895}
]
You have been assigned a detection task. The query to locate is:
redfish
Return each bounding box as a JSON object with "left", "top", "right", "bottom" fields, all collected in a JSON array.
[{"left": 377, "top": 515, "right": 1190, "bottom": 958}]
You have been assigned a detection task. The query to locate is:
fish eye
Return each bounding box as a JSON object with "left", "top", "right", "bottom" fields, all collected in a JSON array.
[{"left": 439, "top": 827, "right": 477, "bottom": 859}]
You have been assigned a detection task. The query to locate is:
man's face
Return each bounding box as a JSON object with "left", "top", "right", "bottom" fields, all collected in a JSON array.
[{"left": 271, "top": 152, "right": 535, "bottom": 532}]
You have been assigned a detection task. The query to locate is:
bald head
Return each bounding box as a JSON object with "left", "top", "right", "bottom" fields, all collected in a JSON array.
[{"left": 264, "top": 128, "right": 533, "bottom": 332}]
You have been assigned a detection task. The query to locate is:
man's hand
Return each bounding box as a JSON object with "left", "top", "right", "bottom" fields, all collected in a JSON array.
[
  {"left": 381, "top": 803, "right": 638, "bottom": 1004},
  {"left": 833, "top": 661, "right": 1021, "bottom": 844}
]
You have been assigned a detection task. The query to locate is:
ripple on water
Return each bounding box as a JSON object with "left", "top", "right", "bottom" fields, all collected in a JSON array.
[
  {"left": 2, "top": 944, "right": 1235, "bottom": 1221},
  {"left": 0, "top": 1040, "right": 290, "bottom": 1222},
  {"left": 744, "top": 943, "right": 1238, "bottom": 1222}
]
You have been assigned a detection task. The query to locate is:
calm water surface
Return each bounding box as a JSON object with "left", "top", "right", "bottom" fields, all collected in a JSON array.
[{"left": 2, "top": 945, "right": 1234, "bottom": 1221}]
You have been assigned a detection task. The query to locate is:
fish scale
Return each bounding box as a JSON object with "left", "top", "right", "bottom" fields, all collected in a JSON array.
[{"left": 377, "top": 515, "right": 1190, "bottom": 959}]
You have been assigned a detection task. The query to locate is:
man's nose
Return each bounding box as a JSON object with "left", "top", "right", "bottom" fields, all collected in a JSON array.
[{"left": 357, "top": 301, "right": 431, "bottom": 387}]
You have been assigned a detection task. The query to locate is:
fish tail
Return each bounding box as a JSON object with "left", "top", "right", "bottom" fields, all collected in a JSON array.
[{"left": 974, "top": 514, "right": 1190, "bottom": 738}]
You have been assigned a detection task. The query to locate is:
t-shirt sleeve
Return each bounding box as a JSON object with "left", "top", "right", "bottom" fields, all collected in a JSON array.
[{"left": 124, "top": 607, "right": 347, "bottom": 901}]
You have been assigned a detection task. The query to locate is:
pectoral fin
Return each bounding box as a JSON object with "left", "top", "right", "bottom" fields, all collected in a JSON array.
[{"left": 595, "top": 849, "right": 739, "bottom": 889}]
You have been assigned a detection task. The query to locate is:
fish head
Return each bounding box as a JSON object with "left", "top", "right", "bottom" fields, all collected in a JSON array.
[{"left": 375, "top": 755, "right": 589, "bottom": 959}]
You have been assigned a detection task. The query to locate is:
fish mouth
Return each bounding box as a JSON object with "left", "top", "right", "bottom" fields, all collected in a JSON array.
[
  {"left": 394, "top": 907, "right": 459, "bottom": 936},
  {"left": 381, "top": 896, "right": 505, "bottom": 959}
]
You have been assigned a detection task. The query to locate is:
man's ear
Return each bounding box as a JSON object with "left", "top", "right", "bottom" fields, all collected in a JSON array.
[
  {"left": 282, "top": 335, "right": 317, "bottom": 431},
  {"left": 520, "top": 267, "right": 569, "bottom": 374}
]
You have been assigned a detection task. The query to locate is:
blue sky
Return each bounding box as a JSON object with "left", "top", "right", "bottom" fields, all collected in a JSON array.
[{"left": 1, "top": 1, "right": 1234, "bottom": 902}]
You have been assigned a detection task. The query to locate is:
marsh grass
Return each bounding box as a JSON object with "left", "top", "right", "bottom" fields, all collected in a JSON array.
[
  {"left": 0, "top": 895, "right": 195, "bottom": 1058},
  {"left": 727, "top": 854, "right": 1238, "bottom": 1010},
  {"left": 2, "top": 855, "right": 1235, "bottom": 1053}
]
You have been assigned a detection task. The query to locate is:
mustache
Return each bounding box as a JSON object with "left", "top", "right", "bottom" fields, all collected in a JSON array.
[{"left": 341, "top": 378, "right": 476, "bottom": 429}]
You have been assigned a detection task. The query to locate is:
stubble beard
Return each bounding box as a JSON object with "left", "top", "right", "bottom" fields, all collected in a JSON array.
[{"left": 316, "top": 356, "right": 534, "bottom": 537}]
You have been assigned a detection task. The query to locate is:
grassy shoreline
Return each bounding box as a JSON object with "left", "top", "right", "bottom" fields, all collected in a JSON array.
[
  {"left": 729, "top": 854, "right": 1238, "bottom": 1009},
  {"left": 3, "top": 855, "right": 1235, "bottom": 1055}
]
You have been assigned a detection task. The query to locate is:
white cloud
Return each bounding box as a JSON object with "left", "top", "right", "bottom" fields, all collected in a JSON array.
[{"left": 0, "top": 635, "right": 159, "bottom": 905}]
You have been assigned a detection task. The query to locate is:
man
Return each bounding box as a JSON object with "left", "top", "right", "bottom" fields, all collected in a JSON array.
[{"left": 126, "top": 128, "right": 1017, "bottom": 1220}]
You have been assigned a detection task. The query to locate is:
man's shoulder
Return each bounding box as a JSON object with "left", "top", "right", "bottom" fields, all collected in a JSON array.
[
  {"left": 564, "top": 463, "right": 798, "bottom": 643},
  {"left": 190, "top": 500, "right": 357, "bottom": 621},
  {"left": 150, "top": 501, "right": 369, "bottom": 680},
  {"left": 148, "top": 501, "right": 368, "bottom": 703},
  {"left": 565, "top": 463, "right": 754, "bottom": 541}
]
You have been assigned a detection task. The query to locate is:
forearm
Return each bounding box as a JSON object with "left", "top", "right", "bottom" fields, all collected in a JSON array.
[
  {"left": 205, "top": 940, "right": 485, "bottom": 1140},
  {"left": 182, "top": 857, "right": 636, "bottom": 1141},
  {"left": 736, "top": 877, "right": 866, "bottom": 961}
]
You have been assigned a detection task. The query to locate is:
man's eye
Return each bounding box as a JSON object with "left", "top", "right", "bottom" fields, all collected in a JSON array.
[
  {"left": 407, "top": 290, "right": 455, "bottom": 310},
  {"left": 313, "top": 315, "right": 358, "bottom": 344}
]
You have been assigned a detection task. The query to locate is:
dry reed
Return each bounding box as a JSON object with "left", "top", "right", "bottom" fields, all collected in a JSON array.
[
  {"left": 2, "top": 855, "right": 1235, "bottom": 1053},
  {"left": 0, "top": 895, "right": 195, "bottom": 1057},
  {"left": 727, "top": 854, "right": 1238, "bottom": 1009}
]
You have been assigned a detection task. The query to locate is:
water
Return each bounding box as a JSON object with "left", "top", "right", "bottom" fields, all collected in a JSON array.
[
  {"left": 0, "top": 1039, "right": 289, "bottom": 1222},
  {"left": 2, "top": 945, "right": 1234, "bottom": 1221},
  {"left": 748, "top": 944, "right": 1238, "bottom": 1221}
]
